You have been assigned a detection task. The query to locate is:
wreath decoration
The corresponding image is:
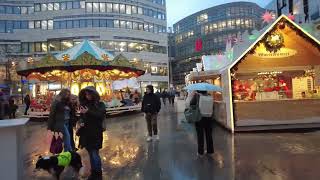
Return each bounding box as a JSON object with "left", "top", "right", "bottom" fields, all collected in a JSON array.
[{"left": 264, "top": 32, "right": 285, "bottom": 53}]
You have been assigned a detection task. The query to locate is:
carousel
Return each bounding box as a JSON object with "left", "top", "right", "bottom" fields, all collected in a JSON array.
[{"left": 16, "top": 40, "right": 145, "bottom": 118}]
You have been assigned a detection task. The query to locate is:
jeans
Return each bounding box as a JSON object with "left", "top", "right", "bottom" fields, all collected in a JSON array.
[
  {"left": 62, "top": 123, "right": 73, "bottom": 152},
  {"left": 68, "top": 123, "right": 76, "bottom": 150},
  {"left": 195, "top": 117, "right": 214, "bottom": 155},
  {"left": 145, "top": 113, "right": 158, "bottom": 136},
  {"left": 24, "top": 104, "right": 30, "bottom": 115},
  {"left": 87, "top": 149, "right": 102, "bottom": 171}
]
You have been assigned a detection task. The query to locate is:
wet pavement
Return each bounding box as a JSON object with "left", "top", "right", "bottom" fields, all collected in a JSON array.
[{"left": 23, "top": 100, "right": 320, "bottom": 180}]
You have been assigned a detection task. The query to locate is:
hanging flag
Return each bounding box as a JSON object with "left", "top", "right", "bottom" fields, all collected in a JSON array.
[{"left": 195, "top": 38, "right": 203, "bottom": 52}]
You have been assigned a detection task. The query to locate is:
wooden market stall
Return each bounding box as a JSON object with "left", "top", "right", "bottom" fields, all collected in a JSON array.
[
  {"left": 220, "top": 15, "right": 320, "bottom": 132},
  {"left": 187, "top": 15, "right": 320, "bottom": 132}
]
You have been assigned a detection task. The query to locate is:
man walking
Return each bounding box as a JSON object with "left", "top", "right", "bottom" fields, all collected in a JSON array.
[
  {"left": 141, "top": 85, "right": 161, "bottom": 141},
  {"left": 24, "top": 94, "right": 31, "bottom": 115}
]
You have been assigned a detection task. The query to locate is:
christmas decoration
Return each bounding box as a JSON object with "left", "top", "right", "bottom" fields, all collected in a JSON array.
[
  {"left": 62, "top": 54, "right": 70, "bottom": 62},
  {"left": 195, "top": 38, "right": 203, "bottom": 52},
  {"left": 263, "top": 32, "right": 285, "bottom": 53},
  {"left": 262, "top": 11, "right": 274, "bottom": 23},
  {"left": 288, "top": 13, "right": 295, "bottom": 21},
  {"left": 102, "top": 54, "right": 110, "bottom": 61}
]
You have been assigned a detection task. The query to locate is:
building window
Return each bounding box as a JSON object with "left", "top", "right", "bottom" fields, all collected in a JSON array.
[
  {"left": 86, "top": 3, "right": 92, "bottom": 12},
  {"left": 21, "top": 21, "right": 28, "bottom": 29},
  {"left": 87, "top": 19, "right": 93, "bottom": 27},
  {"left": 197, "top": 13, "right": 208, "bottom": 24},
  {"left": 60, "top": 2, "right": 67, "bottom": 10},
  {"left": 80, "top": 1, "right": 86, "bottom": 9},
  {"left": 41, "top": 4, "right": 47, "bottom": 11},
  {"left": 126, "top": 21, "right": 133, "bottom": 29},
  {"left": 120, "top": 4, "right": 125, "bottom": 14},
  {"left": 66, "top": 2, "right": 73, "bottom": 10},
  {"left": 132, "top": 6, "right": 137, "bottom": 14},
  {"left": 60, "top": 21, "right": 66, "bottom": 29},
  {"left": 28, "top": 21, "right": 34, "bottom": 29},
  {"left": 54, "top": 3, "right": 60, "bottom": 10},
  {"left": 114, "top": 20, "right": 119, "bottom": 28},
  {"left": 133, "top": 22, "right": 138, "bottom": 30},
  {"left": 47, "top": 3, "right": 53, "bottom": 11},
  {"left": 93, "top": 19, "right": 100, "bottom": 27},
  {"left": 61, "top": 40, "right": 73, "bottom": 50},
  {"left": 21, "top": 7, "right": 27, "bottom": 14},
  {"left": 73, "top": 1, "right": 80, "bottom": 9},
  {"left": 144, "top": 23, "right": 149, "bottom": 32},
  {"left": 13, "top": 6, "right": 20, "bottom": 14},
  {"left": 48, "top": 20, "right": 53, "bottom": 29},
  {"left": 100, "top": 19, "right": 107, "bottom": 27},
  {"left": 107, "top": 3, "right": 112, "bottom": 12},
  {"left": 120, "top": 20, "right": 126, "bottom": 28},
  {"left": 138, "top": 23, "right": 144, "bottom": 30},
  {"left": 48, "top": 41, "right": 60, "bottom": 51},
  {"left": 138, "top": 7, "right": 143, "bottom": 14},
  {"left": 67, "top": 20, "right": 73, "bottom": 29},
  {"left": 126, "top": 5, "right": 132, "bottom": 14},
  {"left": 93, "top": 3, "right": 99, "bottom": 13},
  {"left": 113, "top": 3, "right": 119, "bottom": 13},
  {"left": 41, "top": 20, "right": 47, "bottom": 30},
  {"left": 80, "top": 19, "right": 86, "bottom": 28},
  {"left": 13, "top": 21, "right": 21, "bottom": 29},
  {"left": 0, "top": 6, "right": 5, "bottom": 14},
  {"left": 100, "top": 3, "right": 106, "bottom": 12},
  {"left": 107, "top": 20, "right": 114, "bottom": 28},
  {"left": 21, "top": 43, "right": 29, "bottom": 53},
  {"left": 73, "top": 20, "right": 80, "bottom": 28},
  {"left": 34, "top": 4, "right": 40, "bottom": 12},
  {"left": 35, "top": 42, "right": 42, "bottom": 52},
  {"left": 35, "top": 21, "right": 41, "bottom": 29}
]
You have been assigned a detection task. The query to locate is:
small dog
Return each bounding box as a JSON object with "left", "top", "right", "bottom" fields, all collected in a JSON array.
[{"left": 35, "top": 151, "right": 83, "bottom": 179}]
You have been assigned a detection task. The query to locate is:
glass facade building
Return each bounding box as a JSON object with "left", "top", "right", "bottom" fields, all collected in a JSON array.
[
  {"left": 171, "top": 2, "right": 265, "bottom": 85},
  {"left": 0, "top": 0, "right": 168, "bottom": 93}
]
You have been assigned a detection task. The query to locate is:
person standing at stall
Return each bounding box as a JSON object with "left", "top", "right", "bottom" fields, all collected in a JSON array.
[
  {"left": 78, "top": 86, "right": 106, "bottom": 180},
  {"left": 8, "top": 96, "right": 18, "bottom": 119},
  {"left": 190, "top": 90, "right": 214, "bottom": 157},
  {"left": 47, "top": 89, "right": 73, "bottom": 152},
  {"left": 141, "top": 85, "right": 161, "bottom": 141},
  {"left": 24, "top": 94, "right": 31, "bottom": 115}
]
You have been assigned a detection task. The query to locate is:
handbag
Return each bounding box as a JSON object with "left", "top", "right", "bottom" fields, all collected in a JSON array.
[
  {"left": 184, "top": 95, "right": 202, "bottom": 123},
  {"left": 49, "top": 132, "right": 63, "bottom": 154}
]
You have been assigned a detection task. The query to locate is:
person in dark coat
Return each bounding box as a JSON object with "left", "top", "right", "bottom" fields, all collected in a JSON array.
[
  {"left": 141, "top": 85, "right": 161, "bottom": 141},
  {"left": 24, "top": 94, "right": 31, "bottom": 115},
  {"left": 190, "top": 91, "right": 214, "bottom": 157},
  {"left": 47, "top": 89, "right": 73, "bottom": 152},
  {"left": 161, "top": 90, "right": 168, "bottom": 105},
  {"left": 0, "top": 92, "right": 8, "bottom": 120},
  {"left": 78, "top": 86, "right": 106, "bottom": 180},
  {"left": 8, "top": 96, "right": 18, "bottom": 119},
  {"left": 69, "top": 95, "right": 79, "bottom": 151}
]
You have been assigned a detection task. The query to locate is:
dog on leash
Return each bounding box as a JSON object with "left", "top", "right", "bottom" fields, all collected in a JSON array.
[{"left": 35, "top": 151, "right": 83, "bottom": 179}]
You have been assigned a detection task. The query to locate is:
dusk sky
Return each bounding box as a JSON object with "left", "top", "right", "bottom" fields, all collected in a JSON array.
[{"left": 166, "top": 0, "right": 272, "bottom": 27}]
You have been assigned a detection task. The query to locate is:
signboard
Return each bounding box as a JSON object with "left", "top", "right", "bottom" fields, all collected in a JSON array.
[
  {"left": 202, "top": 55, "right": 229, "bottom": 71},
  {"left": 254, "top": 45, "right": 297, "bottom": 58}
]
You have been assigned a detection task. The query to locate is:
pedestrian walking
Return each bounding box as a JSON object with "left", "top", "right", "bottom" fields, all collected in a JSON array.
[
  {"left": 169, "top": 88, "right": 176, "bottom": 105},
  {"left": 24, "top": 94, "right": 31, "bottom": 115},
  {"left": 47, "top": 89, "right": 74, "bottom": 152},
  {"left": 190, "top": 91, "right": 214, "bottom": 157},
  {"left": 161, "top": 90, "right": 168, "bottom": 105},
  {"left": 141, "top": 85, "right": 161, "bottom": 141},
  {"left": 78, "top": 86, "right": 106, "bottom": 180},
  {"left": 8, "top": 96, "right": 18, "bottom": 119}
]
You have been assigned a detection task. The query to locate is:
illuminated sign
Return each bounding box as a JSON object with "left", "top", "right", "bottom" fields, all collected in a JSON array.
[{"left": 254, "top": 44, "right": 297, "bottom": 58}]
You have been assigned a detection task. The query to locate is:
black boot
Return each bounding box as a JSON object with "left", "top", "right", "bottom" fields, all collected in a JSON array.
[{"left": 87, "top": 170, "right": 102, "bottom": 180}]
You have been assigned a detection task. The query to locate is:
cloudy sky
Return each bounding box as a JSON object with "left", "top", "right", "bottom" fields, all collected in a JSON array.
[{"left": 166, "top": 0, "right": 272, "bottom": 27}]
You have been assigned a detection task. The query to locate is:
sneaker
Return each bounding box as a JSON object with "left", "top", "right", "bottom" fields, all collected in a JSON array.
[
  {"left": 146, "top": 136, "right": 152, "bottom": 142},
  {"left": 153, "top": 135, "right": 160, "bottom": 141}
]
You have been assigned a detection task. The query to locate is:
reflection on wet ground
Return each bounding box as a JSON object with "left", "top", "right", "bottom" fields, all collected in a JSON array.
[{"left": 24, "top": 101, "right": 320, "bottom": 180}]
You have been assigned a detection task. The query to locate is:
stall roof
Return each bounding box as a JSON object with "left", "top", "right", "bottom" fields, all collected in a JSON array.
[
  {"left": 55, "top": 39, "right": 114, "bottom": 61},
  {"left": 220, "top": 15, "right": 320, "bottom": 73}
]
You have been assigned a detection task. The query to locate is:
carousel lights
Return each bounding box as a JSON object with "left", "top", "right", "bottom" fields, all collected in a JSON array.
[
  {"left": 11, "top": 61, "right": 16, "bottom": 67},
  {"left": 27, "top": 57, "right": 34, "bottom": 63},
  {"left": 258, "top": 71, "right": 282, "bottom": 75}
]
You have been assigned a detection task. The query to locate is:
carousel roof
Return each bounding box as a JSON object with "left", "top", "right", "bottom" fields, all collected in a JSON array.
[
  {"left": 55, "top": 39, "right": 114, "bottom": 61},
  {"left": 16, "top": 40, "right": 145, "bottom": 78}
]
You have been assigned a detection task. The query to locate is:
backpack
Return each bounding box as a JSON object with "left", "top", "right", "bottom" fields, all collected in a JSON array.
[{"left": 198, "top": 95, "right": 213, "bottom": 117}]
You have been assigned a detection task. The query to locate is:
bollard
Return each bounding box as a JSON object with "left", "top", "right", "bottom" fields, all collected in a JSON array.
[{"left": 0, "top": 118, "right": 29, "bottom": 180}]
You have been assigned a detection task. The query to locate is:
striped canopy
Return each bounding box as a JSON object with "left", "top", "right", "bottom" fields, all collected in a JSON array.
[{"left": 55, "top": 39, "right": 114, "bottom": 61}]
